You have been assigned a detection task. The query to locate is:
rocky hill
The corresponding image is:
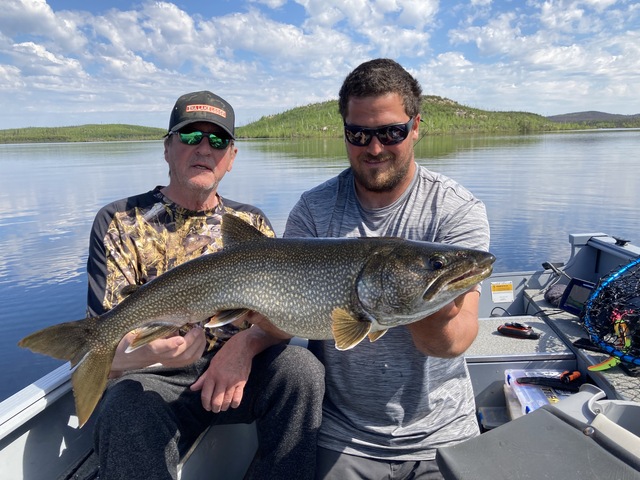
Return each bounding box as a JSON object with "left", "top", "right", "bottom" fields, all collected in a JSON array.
[{"left": 547, "top": 111, "right": 640, "bottom": 125}]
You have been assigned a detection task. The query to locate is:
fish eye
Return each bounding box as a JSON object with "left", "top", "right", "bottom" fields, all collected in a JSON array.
[{"left": 429, "top": 255, "right": 447, "bottom": 270}]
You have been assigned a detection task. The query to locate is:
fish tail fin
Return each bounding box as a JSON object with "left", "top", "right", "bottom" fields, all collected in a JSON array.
[
  {"left": 19, "top": 317, "right": 113, "bottom": 427},
  {"left": 18, "top": 317, "right": 98, "bottom": 367},
  {"left": 71, "top": 347, "right": 114, "bottom": 427}
]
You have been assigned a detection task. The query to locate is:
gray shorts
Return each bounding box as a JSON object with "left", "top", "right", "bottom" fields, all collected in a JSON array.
[{"left": 316, "top": 446, "right": 445, "bottom": 480}]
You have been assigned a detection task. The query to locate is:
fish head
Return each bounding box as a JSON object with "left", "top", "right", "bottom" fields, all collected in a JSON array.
[{"left": 356, "top": 239, "right": 495, "bottom": 327}]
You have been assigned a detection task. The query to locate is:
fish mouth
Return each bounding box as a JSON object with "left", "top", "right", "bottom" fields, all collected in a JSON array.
[
  {"left": 424, "top": 254, "right": 495, "bottom": 301},
  {"left": 448, "top": 264, "right": 494, "bottom": 290}
]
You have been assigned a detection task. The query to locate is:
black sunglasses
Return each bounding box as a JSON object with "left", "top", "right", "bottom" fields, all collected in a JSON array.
[
  {"left": 343, "top": 117, "right": 415, "bottom": 146},
  {"left": 170, "top": 130, "right": 231, "bottom": 150}
]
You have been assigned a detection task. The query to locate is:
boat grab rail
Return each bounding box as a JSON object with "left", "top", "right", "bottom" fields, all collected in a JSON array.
[
  {"left": 0, "top": 363, "right": 73, "bottom": 440},
  {"left": 569, "top": 233, "right": 640, "bottom": 262}
]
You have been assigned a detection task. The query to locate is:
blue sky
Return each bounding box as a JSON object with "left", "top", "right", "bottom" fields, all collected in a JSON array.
[{"left": 1, "top": 0, "right": 638, "bottom": 129}]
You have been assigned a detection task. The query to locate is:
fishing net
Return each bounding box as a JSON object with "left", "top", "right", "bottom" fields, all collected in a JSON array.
[{"left": 583, "top": 257, "right": 640, "bottom": 366}]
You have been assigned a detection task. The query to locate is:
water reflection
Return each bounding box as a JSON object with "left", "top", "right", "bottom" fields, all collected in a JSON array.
[{"left": 1, "top": 130, "right": 639, "bottom": 400}]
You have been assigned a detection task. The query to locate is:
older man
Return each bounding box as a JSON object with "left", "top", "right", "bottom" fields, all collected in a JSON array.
[{"left": 88, "top": 91, "right": 324, "bottom": 480}]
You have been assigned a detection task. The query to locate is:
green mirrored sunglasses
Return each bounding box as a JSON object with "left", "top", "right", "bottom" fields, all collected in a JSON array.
[{"left": 171, "top": 130, "right": 231, "bottom": 149}]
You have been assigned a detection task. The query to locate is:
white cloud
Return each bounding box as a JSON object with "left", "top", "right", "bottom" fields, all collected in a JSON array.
[
  {"left": 397, "top": 0, "right": 439, "bottom": 29},
  {"left": 140, "top": 2, "right": 199, "bottom": 48},
  {"left": 431, "top": 51, "right": 473, "bottom": 68},
  {"left": 297, "top": 0, "right": 439, "bottom": 34},
  {"left": 99, "top": 51, "right": 160, "bottom": 79},
  {"left": 450, "top": 12, "right": 527, "bottom": 57},
  {"left": 581, "top": 0, "right": 619, "bottom": 12},
  {"left": 0, "top": 0, "right": 639, "bottom": 129},
  {"left": 1, "top": 0, "right": 88, "bottom": 52},
  {"left": 371, "top": 27, "right": 431, "bottom": 58},
  {"left": 540, "top": 1, "right": 591, "bottom": 33},
  {"left": 0, "top": 64, "right": 24, "bottom": 89},
  {"left": 250, "top": 0, "right": 288, "bottom": 8},
  {"left": 11, "top": 42, "right": 86, "bottom": 78}
]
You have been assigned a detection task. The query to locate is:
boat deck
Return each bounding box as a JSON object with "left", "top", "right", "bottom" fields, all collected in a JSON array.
[{"left": 525, "top": 288, "right": 640, "bottom": 402}]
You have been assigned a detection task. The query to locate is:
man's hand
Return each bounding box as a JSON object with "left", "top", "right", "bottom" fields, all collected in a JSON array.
[
  {"left": 190, "top": 331, "right": 253, "bottom": 413},
  {"left": 190, "top": 312, "right": 289, "bottom": 413},
  {"left": 109, "top": 326, "right": 207, "bottom": 377}
]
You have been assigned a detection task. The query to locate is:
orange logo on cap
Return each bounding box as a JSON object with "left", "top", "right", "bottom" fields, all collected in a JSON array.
[{"left": 186, "top": 104, "right": 226, "bottom": 118}]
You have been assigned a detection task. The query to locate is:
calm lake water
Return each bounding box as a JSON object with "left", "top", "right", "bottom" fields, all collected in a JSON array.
[{"left": 1, "top": 129, "right": 639, "bottom": 402}]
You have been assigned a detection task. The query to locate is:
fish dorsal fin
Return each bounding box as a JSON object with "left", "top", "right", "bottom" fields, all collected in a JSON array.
[
  {"left": 331, "top": 308, "right": 371, "bottom": 351},
  {"left": 221, "top": 213, "right": 267, "bottom": 248},
  {"left": 120, "top": 284, "right": 139, "bottom": 297},
  {"left": 367, "top": 329, "right": 387, "bottom": 343}
]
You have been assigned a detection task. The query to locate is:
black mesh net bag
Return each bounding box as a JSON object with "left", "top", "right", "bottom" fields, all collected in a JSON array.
[{"left": 583, "top": 257, "right": 640, "bottom": 366}]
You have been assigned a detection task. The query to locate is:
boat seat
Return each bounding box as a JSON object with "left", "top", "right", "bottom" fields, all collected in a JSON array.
[{"left": 57, "top": 422, "right": 257, "bottom": 480}]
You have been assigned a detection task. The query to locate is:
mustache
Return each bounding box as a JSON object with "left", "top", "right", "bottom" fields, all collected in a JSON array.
[{"left": 360, "top": 152, "right": 395, "bottom": 162}]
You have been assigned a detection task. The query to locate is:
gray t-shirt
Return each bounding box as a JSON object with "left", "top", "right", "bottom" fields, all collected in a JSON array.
[{"left": 284, "top": 164, "right": 490, "bottom": 460}]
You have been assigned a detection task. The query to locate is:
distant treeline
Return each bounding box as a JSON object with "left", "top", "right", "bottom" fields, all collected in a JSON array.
[
  {"left": 0, "top": 124, "right": 166, "bottom": 144},
  {"left": 2, "top": 97, "right": 638, "bottom": 144}
]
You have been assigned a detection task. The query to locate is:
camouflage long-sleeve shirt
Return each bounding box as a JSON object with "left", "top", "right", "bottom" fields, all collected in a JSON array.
[{"left": 87, "top": 186, "right": 274, "bottom": 354}]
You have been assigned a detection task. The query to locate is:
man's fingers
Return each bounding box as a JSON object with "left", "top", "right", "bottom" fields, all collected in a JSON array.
[
  {"left": 209, "top": 384, "right": 227, "bottom": 413},
  {"left": 200, "top": 379, "right": 216, "bottom": 412},
  {"left": 199, "top": 382, "right": 244, "bottom": 413},
  {"left": 230, "top": 384, "right": 244, "bottom": 409}
]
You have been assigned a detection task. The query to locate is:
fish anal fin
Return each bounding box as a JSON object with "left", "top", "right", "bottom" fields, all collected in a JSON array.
[
  {"left": 368, "top": 329, "right": 388, "bottom": 343},
  {"left": 331, "top": 308, "right": 371, "bottom": 351},
  {"left": 127, "top": 325, "right": 181, "bottom": 351}
]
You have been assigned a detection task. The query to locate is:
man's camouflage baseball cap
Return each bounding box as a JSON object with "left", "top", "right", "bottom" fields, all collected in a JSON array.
[{"left": 168, "top": 91, "right": 235, "bottom": 138}]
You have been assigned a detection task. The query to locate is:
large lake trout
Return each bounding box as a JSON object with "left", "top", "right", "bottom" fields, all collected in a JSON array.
[{"left": 19, "top": 213, "right": 495, "bottom": 426}]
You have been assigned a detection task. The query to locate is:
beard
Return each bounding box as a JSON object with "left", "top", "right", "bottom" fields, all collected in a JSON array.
[{"left": 351, "top": 151, "right": 413, "bottom": 193}]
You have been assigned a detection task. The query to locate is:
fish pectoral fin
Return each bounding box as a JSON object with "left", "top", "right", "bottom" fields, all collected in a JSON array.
[
  {"left": 127, "top": 325, "right": 181, "bottom": 351},
  {"left": 367, "top": 329, "right": 388, "bottom": 343},
  {"left": 205, "top": 309, "right": 251, "bottom": 328},
  {"left": 331, "top": 308, "right": 371, "bottom": 351}
]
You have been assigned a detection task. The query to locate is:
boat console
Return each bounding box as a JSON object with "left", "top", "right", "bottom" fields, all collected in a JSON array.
[{"left": 445, "top": 232, "right": 640, "bottom": 479}]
